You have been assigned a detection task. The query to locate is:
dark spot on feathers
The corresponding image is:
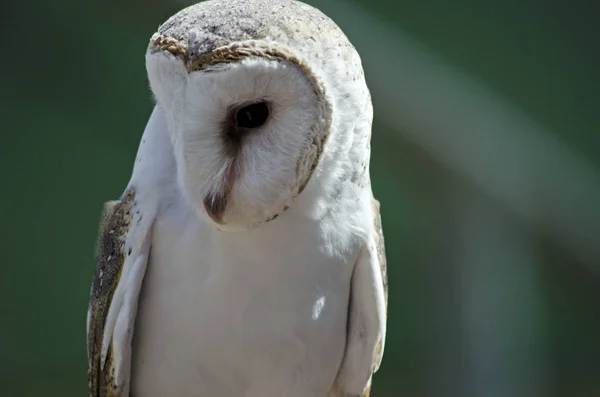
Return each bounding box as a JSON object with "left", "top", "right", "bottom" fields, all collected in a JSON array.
[{"left": 266, "top": 212, "right": 279, "bottom": 222}]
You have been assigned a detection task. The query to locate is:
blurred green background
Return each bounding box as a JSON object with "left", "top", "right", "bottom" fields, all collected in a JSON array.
[{"left": 2, "top": 0, "right": 599, "bottom": 396}]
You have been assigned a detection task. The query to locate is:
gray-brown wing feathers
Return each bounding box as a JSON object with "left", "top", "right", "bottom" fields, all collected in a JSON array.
[{"left": 87, "top": 190, "right": 136, "bottom": 397}]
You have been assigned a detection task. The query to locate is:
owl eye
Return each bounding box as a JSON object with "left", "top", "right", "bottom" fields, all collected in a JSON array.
[{"left": 235, "top": 102, "right": 270, "bottom": 129}]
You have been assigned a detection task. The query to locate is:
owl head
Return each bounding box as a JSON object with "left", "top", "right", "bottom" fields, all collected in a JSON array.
[{"left": 145, "top": 0, "right": 373, "bottom": 231}]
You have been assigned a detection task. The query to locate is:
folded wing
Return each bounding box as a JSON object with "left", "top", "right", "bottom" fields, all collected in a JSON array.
[
  {"left": 87, "top": 188, "right": 154, "bottom": 397},
  {"left": 332, "top": 198, "right": 388, "bottom": 397}
]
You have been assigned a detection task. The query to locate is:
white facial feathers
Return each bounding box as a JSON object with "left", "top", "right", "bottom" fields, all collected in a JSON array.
[{"left": 147, "top": 52, "right": 323, "bottom": 229}]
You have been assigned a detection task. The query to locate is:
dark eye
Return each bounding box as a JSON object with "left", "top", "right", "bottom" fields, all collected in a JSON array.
[{"left": 235, "top": 102, "right": 270, "bottom": 129}]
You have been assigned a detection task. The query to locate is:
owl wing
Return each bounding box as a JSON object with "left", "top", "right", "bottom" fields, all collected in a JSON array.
[
  {"left": 333, "top": 198, "right": 388, "bottom": 397},
  {"left": 87, "top": 189, "right": 154, "bottom": 397}
]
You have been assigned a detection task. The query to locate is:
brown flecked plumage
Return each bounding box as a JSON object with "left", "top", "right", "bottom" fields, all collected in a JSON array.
[
  {"left": 87, "top": 188, "right": 136, "bottom": 397},
  {"left": 148, "top": 0, "right": 353, "bottom": 64}
]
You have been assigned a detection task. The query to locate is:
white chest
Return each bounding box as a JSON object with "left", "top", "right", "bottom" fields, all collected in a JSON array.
[{"left": 130, "top": 213, "right": 358, "bottom": 397}]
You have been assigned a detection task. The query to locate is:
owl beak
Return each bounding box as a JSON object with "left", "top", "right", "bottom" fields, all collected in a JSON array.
[
  {"left": 202, "top": 158, "right": 238, "bottom": 226},
  {"left": 203, "top": 192, "right": 227, "bottom": 225}
]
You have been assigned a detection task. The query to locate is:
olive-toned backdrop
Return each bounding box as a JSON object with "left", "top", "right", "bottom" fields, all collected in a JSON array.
[{"left": 2, "top": 0, "right": 599, "bottom": 396}]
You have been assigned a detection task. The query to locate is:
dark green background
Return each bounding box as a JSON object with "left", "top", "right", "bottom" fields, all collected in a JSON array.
[{"left": 2, "top": 0, "right": 599, "bottom": 396}]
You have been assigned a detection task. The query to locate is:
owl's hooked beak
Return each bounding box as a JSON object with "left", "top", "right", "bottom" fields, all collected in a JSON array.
[
  {"left": 203, "top": 193, "right": 226, "bottom": 225},
  {"left": 201, "top": 160, "right": 238, "bottom": 225}
]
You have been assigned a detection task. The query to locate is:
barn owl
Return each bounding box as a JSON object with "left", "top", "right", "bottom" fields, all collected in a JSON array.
[{"left": 86, "top": 1, "right": 388, "bottom": 396}]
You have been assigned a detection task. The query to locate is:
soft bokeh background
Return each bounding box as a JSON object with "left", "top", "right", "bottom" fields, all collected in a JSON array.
[{"left": 2, "top": 0, "right": 599, "bottom": 396}]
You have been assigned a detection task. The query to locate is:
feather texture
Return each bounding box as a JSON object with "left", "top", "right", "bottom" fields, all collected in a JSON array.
[
  {"left": 87, "top": 188, "right": 154, "bottom": 397},
  {"left": 87, "top": 190, "right": 136, "bottom": 397}
]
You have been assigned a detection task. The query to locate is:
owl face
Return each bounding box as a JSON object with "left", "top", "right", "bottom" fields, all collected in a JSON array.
[{"left": 146, "top": 45, "right": 330, "bottom": 230}]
